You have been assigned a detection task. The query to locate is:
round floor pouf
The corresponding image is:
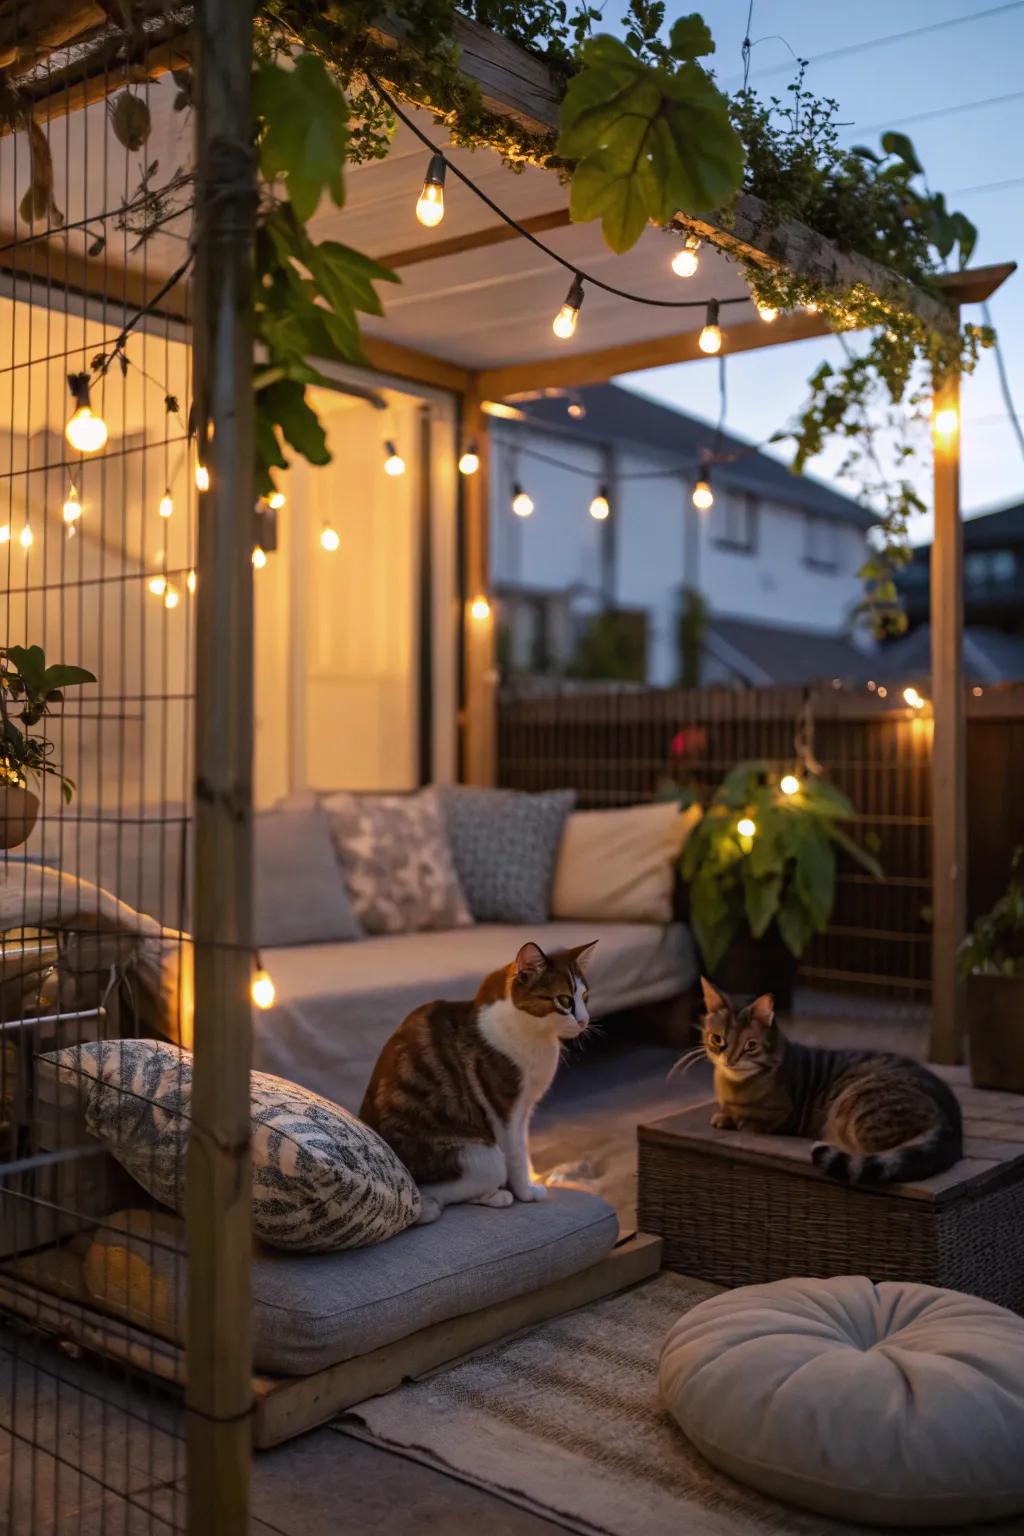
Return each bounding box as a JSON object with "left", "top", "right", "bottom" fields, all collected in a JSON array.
[{"left": 659, "top": 1275, "right": 1024, "bottom": 1529}]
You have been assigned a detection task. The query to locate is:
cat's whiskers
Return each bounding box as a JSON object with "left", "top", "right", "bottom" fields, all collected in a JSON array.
[{"left": 667, "top": 1046, "right": 708, "bottom": 1082}]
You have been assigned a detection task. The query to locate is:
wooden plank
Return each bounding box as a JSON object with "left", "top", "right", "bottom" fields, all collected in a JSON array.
[
  {"left": 935, "top": 263, "right": 1017, "bottom": 305},
  {"left": 252, "top": 1233, "right": 663, "bottom": 1449},
  {"left": 930, "top": 361, "right": 967, "bottom": 1064},
  {"left": 360, "top": 334, "right": 471, "bottom": 394},
  {"left": 0, "top": 28, "right": 191, "bottom": 134},
  {"left": 0, "top": 227, "right": 191, "bottom": 324},
  {"left": 378, "top": 207, "right": 572, "bottom": 272},
  {"left": 476, "top": 309, "right": 840, "bottom": 399},
  {"left": 460, "top": 386, "right": 497, "bottom": 785},
  {"left": 0, "top": 0, "right": 104, "bottom": 72}
]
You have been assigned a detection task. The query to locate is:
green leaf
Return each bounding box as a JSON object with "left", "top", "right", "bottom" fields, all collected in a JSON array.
[
  {"left": 667, "top": 14, "right": 715, "bottom": 59},
  {"left": 880, "top": 131, "right": 923, "bottom": 176},
  {"left": 791, "top": 825, "right": 835, "bottom": 931},
  {"left": 743, "top": 869, "right": 781, "bottom": 938},
  {"left": 259, "top": 379, "right": 330, "bottom": 466},
  {"left": 254, "top": 55, "right": 348, "bottom": 223},
  {"left": 777, "top": 895, "right": 815, "bottom": 959},
  {"left": 6, "top": 645, "right": 46, "bottom": 688},
  {"left": 828, "top": 823, "right": 884, "bottom": 879},
  {"left": 41, "top": 664, "right": 96, "bottom": 690}
]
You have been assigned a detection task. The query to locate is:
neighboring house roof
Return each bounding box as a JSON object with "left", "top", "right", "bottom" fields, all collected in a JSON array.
[
  {"left": 515, "top": 383, "right": 876, "bottom": 529},
  {"left": 703, "top": 616, "right": 869, "bottom": 686},
  {"left": 907, "top": 500, "right": 1024, "bottom": 561},
  {"left": 870, "top": 625, "right": 1024, "bottom": 685}
]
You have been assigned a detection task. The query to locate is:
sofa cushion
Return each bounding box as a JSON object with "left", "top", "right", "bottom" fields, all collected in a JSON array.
[
  {"left": 254, "top": 920, "right": 696, "bottom": 1111},
  {"left": 323, "top": 787, "right": 472, "bottom": 935},
  {"left": 552, "top": 801, "right": 702, "bottom": 925},
  {"left": 438, "top": 786, "right": 574, "bottom": 923},
  {"left": 83, "top": 1187, "right": 618, "bottom": 1376},
  {"left": 40, "top": 1039, "right": 420, "bottom": 1251},
  {"left": 255, "top": 803, "right": 363, "bottom": 948}
]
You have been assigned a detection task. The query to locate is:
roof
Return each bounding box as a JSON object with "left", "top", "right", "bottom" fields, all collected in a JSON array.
[
  {"left": 703, "top": 616, "right": 870, "bottom": 686},
  {"left": 511, "top": 384, "right": 875, "bottom": 528},
  {"left": 871, "top": 626, "right": 1024, "bottom": 685},
  {"left": 910, "top": 500, "right": 1024, "bottom": 557}
]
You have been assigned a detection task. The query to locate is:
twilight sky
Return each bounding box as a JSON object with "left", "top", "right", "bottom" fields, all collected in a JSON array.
[{"left": 620, "top": 0, "right": 1024, "bottom": 541}]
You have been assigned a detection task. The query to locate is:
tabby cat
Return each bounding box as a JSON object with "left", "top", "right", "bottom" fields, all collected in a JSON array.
[
  {"left": 360, "top": 940, "right": 596, "bottom": 1224},
  {"left": 697, "top": 979, "right": 962, "bottom": 1184}
]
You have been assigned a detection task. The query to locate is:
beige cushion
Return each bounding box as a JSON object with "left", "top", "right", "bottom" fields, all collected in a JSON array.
[
  {"left": 552, "top": 801, "right": 700, "bottom": 924},
  {"left": 660, "top": 1276, "right": 1024, "bottom": 1528}
]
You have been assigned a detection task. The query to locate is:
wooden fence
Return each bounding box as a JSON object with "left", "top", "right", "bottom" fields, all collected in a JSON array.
[{"left": 497, "top": 681, "right": 1024, "bottom": 1000}]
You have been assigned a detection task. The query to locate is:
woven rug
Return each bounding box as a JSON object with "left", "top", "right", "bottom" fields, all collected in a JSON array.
[{"left": 334, "top": 1272, "right": 971, "bottom": 1536}]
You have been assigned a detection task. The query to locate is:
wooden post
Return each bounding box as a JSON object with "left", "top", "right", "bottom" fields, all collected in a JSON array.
[
  {"left": 186, "top": 3, "right": 256, "bottom": 1531},
  {"left": 929, "top": 356, "right": 966, "bottom": 1063},
  {"left": 461, "top": 386, "right": 497, "bottom": 785}
]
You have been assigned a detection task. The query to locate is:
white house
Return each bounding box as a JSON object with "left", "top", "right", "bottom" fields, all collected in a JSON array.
[{"left": 489, "top": 384, "right": 875, "bottom": 687}]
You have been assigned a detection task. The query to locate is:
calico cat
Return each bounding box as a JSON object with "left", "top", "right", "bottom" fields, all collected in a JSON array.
[
  {"left": 696, "top": 978, "right": 962, "bottom": 1184},
  {"left": 360, "top": 940, "right": 596, "bottom": 1224}
]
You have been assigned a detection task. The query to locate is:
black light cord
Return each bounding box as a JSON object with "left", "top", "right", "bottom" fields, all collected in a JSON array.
[{"left": 367, "top": 73, "right": 751, "bottom": 314}]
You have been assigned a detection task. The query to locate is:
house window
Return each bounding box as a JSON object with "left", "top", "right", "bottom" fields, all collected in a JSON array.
[
  {"left": 803, "top": 515, "right": 841, "bottom": 572},
  {"left": 965, "top": 549, "right": 1016, "bottom": 586},
  {"left": 712, "top": 493, "right": 758, "bottom": 554}
]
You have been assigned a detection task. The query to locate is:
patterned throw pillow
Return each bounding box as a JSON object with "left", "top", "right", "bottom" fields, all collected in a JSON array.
[
  {"left": 437, "top": 785, "right": 576, "bottom": 924},
  {"left": 40, "top": 1039, "right": 420, "bottom": 1251},
  {"left": 322, "top": 787, "right": 472, "bottom": 935}
]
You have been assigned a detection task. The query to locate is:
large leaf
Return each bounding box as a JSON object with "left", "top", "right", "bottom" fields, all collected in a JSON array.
[
  {"left": 791, "top": 824, "right": 836, "bottom": 932},
  {"left": 259, "top": 379, "right": 331, "bottom": 466},
  {"left": 6, "top": 645, "right": 46, "bottom": 689},
  {"left": 41, "top": 664, "right": 96, "bottom": 690},
  {"left": 777, "top": 894, "right": 815, "bottom": 959},
  {"left": 254, "top": 55, "right": 348, "bottom": 223},
  {"left": 668, "top": 14, "right": 715, "bottom": 59},
  {"left": 880, "top": 130, "right": 923, "bottom": 176},
  {"left": 829, "top": 823, "right": 884, "bottom": 879},
  {"left": 743, "top": 869, "right": 781, "bottom": 939}
]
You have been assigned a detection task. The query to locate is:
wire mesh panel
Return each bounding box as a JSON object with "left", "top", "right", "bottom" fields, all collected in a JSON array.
[{"left": 0, "top": 14, "right": 202, "bottom": 1533}]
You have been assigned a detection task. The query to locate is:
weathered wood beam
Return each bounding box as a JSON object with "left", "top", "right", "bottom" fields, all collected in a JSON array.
[
  {"left": 0, "top": 23, "right": 191, "bottom": 136},
  {"left": 934, "top": 262, "right": 1017, "bottom": 305},
  {"left": 360, "top": 333, "right": 471, "bottom": 393},
  {"left": 0, "top": 225, "right": 192, "bottom": 321},
  {"left": 0, "top": 0, "right": 105, "bottom": 72},
  {"left": 378, "top": 207, "right": 571, "bottom": 271}
]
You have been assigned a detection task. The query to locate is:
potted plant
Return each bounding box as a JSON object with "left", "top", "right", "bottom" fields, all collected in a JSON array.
[
  {"left": 0, "top": 645, "right": 97, "bottom": 847},
  {"left": 958, "top": 848, "right": 1024, "bottom": 1091},
  {"left": 680, "top": 760, "right": 882, "bottom": 1008}
]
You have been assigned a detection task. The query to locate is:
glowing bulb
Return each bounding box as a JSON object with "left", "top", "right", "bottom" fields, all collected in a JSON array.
[
  {"left": 552, "top": 274, "right": 584, "bottom": 340},
  {"left": 195, "top": 462, "right": 210, "bottom": 492},
  {"left": 383, "top": 440, "right": 405, "bottom": 477},
  {"left": 252, "top": 545, "right": 267, "bottom": 569},
  {"left": 671, "top": 238, "right": 700, "bottom": 278},
  {"left": 148, "top": 575, "right": 167, "bottom": 597},
  {"left": 780, "top": 774, "right": 800, "bottom": 796},
  {"left": 163, "top": 585, "right": 180, "bottom": 610},
  {"left": 158, "top": 489, "right": 174, "bottom": 519},
  {"left": 320, "top": 525, "right": 340, "bottom": 552},
  {"left": 757, "top": 303, "right": 778, "bottom": 323},
  {"left": 804, "top": 301, "right": 819, "bottom": 314},
  {"left": 692, "top": 478, "right": 714, "bottom": 512},
  {"left": 737, "top": 817, "right": 756, "bottom": 838},
  {"left": 65, "top": 405, "right": 108, "bottom": 454},
  {"left": 187, "top": 569, "right": 197, "bottom": 594},
  {"left": 266, "top": 491, "right": 286, "bottom": 510},
  {"left": 62, "top": 484, "right": 81, "bottom": 524},
  {"left": 903, "top": 686, "right": 925, "bottom": 710},
  {"left": 589, "top": 490, "right": 610, "bottom": 521},
  {"left": 458, "top": 447, "right": 480, "bottom": 476},
  {"left": 566, "top": 400, "right": 586, "bottom": 421},
  {"left": 415, "top": 153, "right": 446, "bottom": 228},
  {"left": 251, "top": 968, "right": 276, "bottom": 1009},
  {"left": 470, "top": 596, "right": 491, "bottom": 621},
  {"left": 18, "top": 525, "right": 33, "bottom": 549},
  {"left": 0, "top": 525, "right": 9, "bottom": 544},
  {"left": 877, "top": 685, "right": 888, "bottom": 699},
  {"left": 511, "top": 484, "right": 534, "bottom": 518},
  {"left": 933, "top": 406, "right": 958, "bottom": 439}
]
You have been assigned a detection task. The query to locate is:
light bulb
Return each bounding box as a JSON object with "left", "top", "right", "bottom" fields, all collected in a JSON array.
[
  {"left": 804, "top": 301, "right": 820, "bottom": 314},
  {"left": 671, "top": 238, "right": 700, "bottom": 278},
  {"left": 933, "top": 406, "right": 958, "bottom": 439},
  {"left": 251, "top": 968, "right": 276, "bottom": 1009},
  {"left": 195, "top": 462, "right": 210, "bottom": 491},
  {"left": 252, "top": 545, "right": 267, "bottom": 569},
  {"left": 65, "top": 405, "right": 108, "bottom": 454},
  {"left": 18, "top": 525, "right": 33, "bottom": 549},
  {"left": 737, "top": 817, "right": 756, "bottom": 838},
  {"left": 757, "top": 303, "right": 778, "bottom": 323},
  {"left": 566, "top": 400, "right": 586, "bottom": 421},
  {"left": 511, "top": 484, "right": 534, "bottom": 518},
  {"left": 877, "top": 685, "right": 888, "bottom": 698},
  {"left": 158, "top": 490, "right": 174, "bottom": 519},
  {"left": 903, "top": 686, "right": 925, "bottom": 710},
  {"left": 163, "top": 585, "right": 180, "bottom": 610},
  {"left": 187, "top": 569, "right": 197, "bottom": 594},
  {"left": 0, "top": 525, "right": 9, "bottom": 544},
  {"left": 148, "top": 575, "right": 167, "bottom": 597},
  {"left": 62, "top": 484, "right": 81, "bottom": 523},
  {"left": 458, "top": 447, "right": 480, "bottom": 476},
  {"left": 320, "top": 525, "right": 340, "bottom": 552},
  {"left": 266, "top": 491, "right": 286, "bottom": 510},
  {"left": 552, "top": 274, "right": 584, "bottom": 340},
  {"left": 692, "top": 477, "right": 714, "bottom": 512},
  {"left": 589, "top": 490, "right": 610, "bottom": 521},
  {"left": 470, "top": 596, "right": 491, "bottom": 621},
  {"left": 383, "top": 440, "right": 405, "bottom": 477},
  {"left": 415, "top": 152, "right": 446, "bottom": 228},
  {"left": 699, "top": 299, "right": 722, "bottom": 355},
  {"left": 780, "top": 774, "right": 800, "bottom": 796}
]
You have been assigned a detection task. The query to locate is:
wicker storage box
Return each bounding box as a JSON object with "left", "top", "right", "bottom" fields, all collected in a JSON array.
[{"left": 638, "top": 1077, "right": 1024, "bottom": 1314}]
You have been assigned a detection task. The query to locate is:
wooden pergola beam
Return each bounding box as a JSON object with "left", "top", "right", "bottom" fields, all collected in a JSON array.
[{"left": 378, "top": 207, "right": 572, "bottom": 271}]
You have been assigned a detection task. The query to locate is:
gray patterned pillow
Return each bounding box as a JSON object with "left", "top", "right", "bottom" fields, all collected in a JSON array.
[
  {"left": 323, "top": 787, "right": 472, "bottom": 935},
  {"left": 437, "top": 785, "right": 576, "bottom": 923},
  {"left": 40, "top": 1039, "right": 420, "bottom": 1251}
]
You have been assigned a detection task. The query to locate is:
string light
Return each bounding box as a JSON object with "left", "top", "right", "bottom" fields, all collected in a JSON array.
[
  {"left": 780, "top": 774, "right": 800, "bottom": 796},
  {"left": 187, "top": 569, "right": 197, "bottom": 594},
  {"left": 903, "top": 686, "right": 925, "bottom": 710},
  {"left": 195, "top": 461, "right": 210, "bottom": 492},
  {"left": 18, "top": 525, "right": 33, "bottom": 550},
  {"left": 692, "top": 469, "right": 714, "bottom": 511},
  {"left": 252, "top": 545, "right": 268, "bottom": 569},
  {"left": 266, "top": 491, "right": 286, "bottom": 510},
  {"left": 737, "top": 816, "right": 757, "bottom": 838},
  {"left": 671, "top": 235, "right": 701, "bottom": 278},
  {"left": 62, "top": 484, "right": 81, "bottom": 524},
  {"left": 552, "top": 274, "right": 584, "bottom": 340},
  {"left": 163, "top": 585, "right": 180, "bottom": 610},
  {"left": 148, "top": 575, "right": 167, "bottom": 596},
  {"left": 877, "top": 685, "right": 888, "bottom": 699},
  {"left": 470, "top": 596, "right": 491, "bottom": 620},
  {"left": 458, "top": 444, "right": 480, "bottom": 476},
  {"left": 511, "top": 483, "right": 534, "bottom": 518},
  {"left": 804, "top": 301, "right": 820, "bottom": 314},
  {"left": 320, "top": 524, "right": 340, "bottom": 552},
  {"left": 251, "top": 966, "right": 276, "bottom": 1009},
  {"left": 0, "top": 525, "right": 9, "bottom": 544},
  {"left": 589, "top": 487, "right": 610, "bottom": 521},
  {"left": 757, "top": 303, "right": 778, "bottom": 323},
  {"left": 158, "top": 489, "right": 174, "bottom": 519},
  {"left": 566, "top": 399, "right": 586, "bottom": 421},
  {"left": 415, "top": 151, "right": 447, "bottom": 228},
  {"left": 699, "top": 299, "right": 722, "bottom": 355},
  {"left": 65, "top": 373, "right": 108, "bottom": 454},
  {"left": 383, "top": 440, "right": 406, "bottom": 477},
  {"left": 932, "top": 405, "right": 958, "bottom": 439}
]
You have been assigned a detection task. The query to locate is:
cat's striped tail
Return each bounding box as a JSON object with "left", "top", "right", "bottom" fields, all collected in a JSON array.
[{"left": 811, "top": 1125, "right": 960, "bottom": 1186}]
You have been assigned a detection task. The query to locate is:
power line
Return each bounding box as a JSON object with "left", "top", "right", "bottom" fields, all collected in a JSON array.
[
  {"left": 983, "top": 301, "right": 1024, "bottom": 468},
  {"left": 948, "top": 173, "right": 1024, "bottom": 196},
  {"left": 852, "top": 88, "right": 1024, "bottom": 136}
]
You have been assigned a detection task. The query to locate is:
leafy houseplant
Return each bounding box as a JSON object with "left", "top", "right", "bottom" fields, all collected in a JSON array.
[
  {"left": 958, "top": 849, "right": 1024, "bottom": 1091},
  {"left": 0, "top": 646, "right": 97, "bottom": 846},
  {"left": 680, "top": 762, "right": 882, "bottom": 1006}
]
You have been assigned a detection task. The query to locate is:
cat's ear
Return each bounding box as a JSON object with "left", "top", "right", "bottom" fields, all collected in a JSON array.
[
  {"left": 515, "top": 942, "right": 548, "bottom": 980},
  {"left": 747, "top": 993, "right": 775, "bottom": 1031},
  {"left": 700, "top": 977, "right": 729, "bottom": 1015},
  {"left": 568, "top": 939, "right": 598, "bottom": 970}
]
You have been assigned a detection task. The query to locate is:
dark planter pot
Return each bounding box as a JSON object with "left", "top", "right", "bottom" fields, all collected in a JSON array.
[
  {"left": 967, "top": 973, "right": 1024, "bottom": 1092},
  {"left": 0, "top": 785, "right": 39, "bottom": 850},
  {"left": 707, "top": 924, "right": 798, "bottom": 1012}
]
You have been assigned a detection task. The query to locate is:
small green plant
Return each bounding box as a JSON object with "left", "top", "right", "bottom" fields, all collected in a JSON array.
[
  {"left": 0, "top": 645, "right": 97, "bottom": 804},
  {"left": 681, "top": 761, "right": 882, "bottom": 970},
  {"left": 958, "top": 848, "right": 1024, "bottom": 979}
]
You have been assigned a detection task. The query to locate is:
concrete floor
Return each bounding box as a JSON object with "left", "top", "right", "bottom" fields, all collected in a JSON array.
[{"left": 0, "top": 996, "right": 930, "bottom": 1535}]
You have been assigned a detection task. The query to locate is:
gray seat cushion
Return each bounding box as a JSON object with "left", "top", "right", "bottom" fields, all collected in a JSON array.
[
  {"left": 438, "top": 785, "right": 575, "bottom": 923},
  {"left": 84, "top": 1187, "right": 619, "bottom": 1377},
  {"left": 255, "top": 804, "right": 362, "bottom": 948}
]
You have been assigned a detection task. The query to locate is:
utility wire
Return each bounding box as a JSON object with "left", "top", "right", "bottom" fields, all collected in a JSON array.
[
  {"left": 948, "top": 173, "right": 1024, "bottom": 196},
  {"left": 983, "top": 301, "right": 1024, "bottom": 467},
  {"left": 853, "top": 88, "right": 1024, "bottom": 136}
]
